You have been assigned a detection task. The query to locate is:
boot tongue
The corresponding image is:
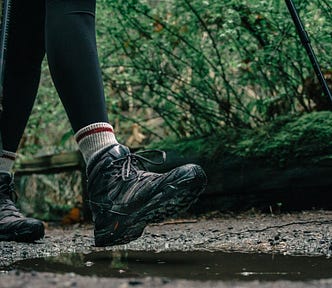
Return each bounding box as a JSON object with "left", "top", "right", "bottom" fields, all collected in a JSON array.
[
  {"left": 87, "top": 144, "right": 130, "bottom": 175},
  {"left": 105, "top": 144, "right": 130, "bottom": 160}
]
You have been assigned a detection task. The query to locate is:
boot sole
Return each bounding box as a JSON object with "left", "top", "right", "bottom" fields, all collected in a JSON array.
[
  {"left": 94, "top": 165, "right": 207, "bottom": 247},
  {"left": 0, "top": 222, "right": 45, "bottom": 243}
]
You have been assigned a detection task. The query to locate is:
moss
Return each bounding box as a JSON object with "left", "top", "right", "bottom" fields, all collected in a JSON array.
[
  {"left": 238, "top": 111, "right": 332, "bottom": 165},
  {"left": 150, "top": 111, "right": 332, "bottom": 166}
]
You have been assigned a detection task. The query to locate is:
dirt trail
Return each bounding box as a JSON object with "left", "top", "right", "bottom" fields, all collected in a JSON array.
[{"left": 1, "top": 210, "right": 332, "bottom": 287}]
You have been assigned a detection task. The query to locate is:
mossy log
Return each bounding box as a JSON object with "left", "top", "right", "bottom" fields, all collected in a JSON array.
[
  {"left": 148, "top": 111, "right": 332, "bottom": 212},
  {"left": 149, "top": 151, "right": 332, "bottom": 213},
  {"left": 13, "top": 148, "right": 332, "bottom": 214}
]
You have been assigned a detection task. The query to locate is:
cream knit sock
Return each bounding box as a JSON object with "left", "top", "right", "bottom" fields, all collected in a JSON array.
[
  {"left": 75, "top": 122, "right": 118, "bottom": 165},
  {"left": 0, "top": 150, "right": 17, "bottom": 173}
]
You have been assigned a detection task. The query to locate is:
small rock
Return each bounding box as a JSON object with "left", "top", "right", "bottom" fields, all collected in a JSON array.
[{"left": 128, "top": 280, "right": 143, "bottom": 286}]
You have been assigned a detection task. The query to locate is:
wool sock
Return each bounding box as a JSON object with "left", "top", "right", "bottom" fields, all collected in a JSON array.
[
  {"left": 75, "top": 122, "right": 118, "bottom": 165},
  {"left": 0, "top": 150, "right": 17, "bottom": 173}
]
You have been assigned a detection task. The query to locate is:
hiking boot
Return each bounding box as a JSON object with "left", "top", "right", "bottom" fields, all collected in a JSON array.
[
  {"left": 0, "top": 172, "right": 44, "bottom": 242},
  {"left": 87, "top": 144, "right": 207, "bottom": 247}
]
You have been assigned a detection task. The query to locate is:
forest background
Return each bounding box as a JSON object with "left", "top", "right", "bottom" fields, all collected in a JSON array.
[{"left": 15, "top": 0, "right": 332, "bottom": 220}]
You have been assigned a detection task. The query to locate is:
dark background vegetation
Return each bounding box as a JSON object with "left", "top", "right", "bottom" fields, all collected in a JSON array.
[{"left": 15, "top": 0, "right": 332, "bottom": 220}]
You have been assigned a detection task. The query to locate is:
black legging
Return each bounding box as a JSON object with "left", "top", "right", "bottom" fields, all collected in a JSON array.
[{"left": 0, "top": 0, "right": 109, "bottom": 152}]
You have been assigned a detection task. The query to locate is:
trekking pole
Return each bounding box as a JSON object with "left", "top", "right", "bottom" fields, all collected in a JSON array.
[
  {"left": 285, "top": 0, "right": 332, "bottom": 104},
  {"left": 0, "top": 0, "right": 12, "bottom": 154}
]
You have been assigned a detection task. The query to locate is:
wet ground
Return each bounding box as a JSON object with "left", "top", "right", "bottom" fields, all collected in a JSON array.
[{"left": 1, "top": 210, "right": 332, "bottom": 287}]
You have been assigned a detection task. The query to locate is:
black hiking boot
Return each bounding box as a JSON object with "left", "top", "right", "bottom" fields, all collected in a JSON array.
[
  {"left": 0, "top": 172, "right": 44, "bottom": 242},
  {"left": 87, "top": 144, "right": 207, "bottom": 247}
]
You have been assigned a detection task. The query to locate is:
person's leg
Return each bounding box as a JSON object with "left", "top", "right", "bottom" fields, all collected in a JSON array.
[
  {"left": 45, "top": 0, "right": 207, "bottom": 247},
  {"left": 0, "top": 0, "right": 46, "bottom": 153},
  {"left": 45, "top": 0, "right": 118, "bottom": 165},
  {"left": 45, "top": 0, "right": 109, "bottom": 132},
  {"left": 0, "top": 0, "right": 45, "bottom": 242}
]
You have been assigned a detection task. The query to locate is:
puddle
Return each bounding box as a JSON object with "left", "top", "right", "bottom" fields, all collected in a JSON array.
[{"left": 6, "top": 251, "right": 332, "bottom": 281}]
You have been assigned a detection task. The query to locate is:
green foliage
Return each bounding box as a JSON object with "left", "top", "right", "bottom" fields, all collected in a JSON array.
[
  {"left": 19, "top": 60, "right": 74, "bottom": 157},
  {"left": 16, "top": 171, "right": 83, "bottom": 221},
  {"left": 20, "top": 0, "right": 332, "bottom": 154},
  {"left": 96, "top": 0, "right": 332, "bottom": 138}
]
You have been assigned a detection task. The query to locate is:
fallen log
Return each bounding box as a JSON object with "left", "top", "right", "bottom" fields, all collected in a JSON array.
[{"left": 149, "top": 151, "right": 332, "bottom": 213}]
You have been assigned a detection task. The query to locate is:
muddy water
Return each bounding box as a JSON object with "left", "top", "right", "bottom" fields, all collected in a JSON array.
[{"left": 7, "top": 251, "right": 332, "bottom": 281}]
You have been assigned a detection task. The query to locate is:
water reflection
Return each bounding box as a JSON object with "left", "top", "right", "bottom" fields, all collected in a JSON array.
[{"left": 8, "top": 251, "right": 332, "bottom": 281}]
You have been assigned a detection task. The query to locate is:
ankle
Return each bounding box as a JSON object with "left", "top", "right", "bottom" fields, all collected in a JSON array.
[{"left": 75, "top": 122, "right": 118, "bottom": 164}]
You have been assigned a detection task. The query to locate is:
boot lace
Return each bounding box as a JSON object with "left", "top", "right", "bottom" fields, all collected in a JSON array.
[{"left": 107, "top": 149, "right": 166, "bottom": 181}]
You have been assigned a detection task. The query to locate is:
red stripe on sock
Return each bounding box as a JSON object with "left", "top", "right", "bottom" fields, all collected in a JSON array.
[{"left": 76, "top": 127, "right": 114, "bottom": 143}]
